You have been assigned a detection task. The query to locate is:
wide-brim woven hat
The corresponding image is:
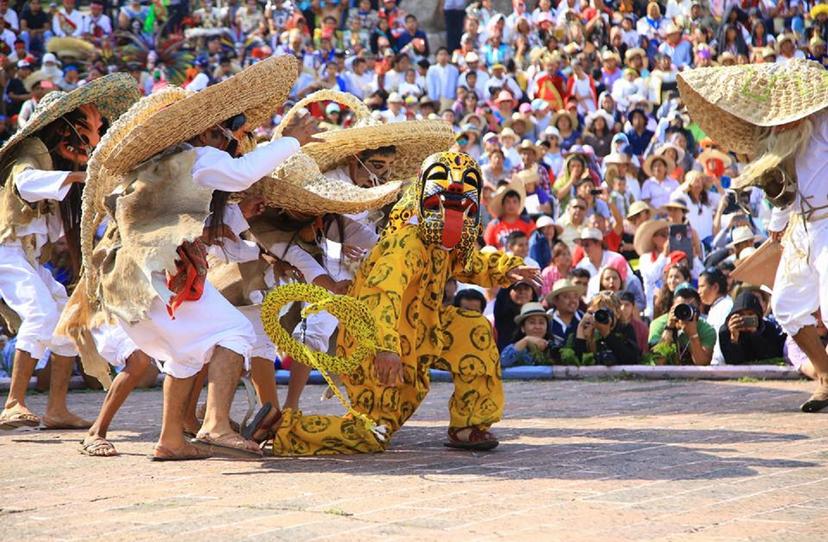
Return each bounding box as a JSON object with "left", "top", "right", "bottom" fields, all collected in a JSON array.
[
  {"left": 101, "top": 55, "right": 297, "bottom": 177},
  {"left": 633, "top": 219, "right": 669, "bottom": 256},
  {"left": 249, "top": 152, "right": 403, "bottom": 215},
  {"left": 47, "top": 37, "right": 96, "bottom": 60},
  {"left": 697, "top": 148, "right": 733, "bottom": 167},
  {"left": 643, "top": 153, "right": 675, "bottom": 177},
  {"left": 677, "top": 59, "right": 828, "bottom": 154},
  {"left": 0, "top": 72, "right": 140, "bottom": 164},
  {"left": 546, "top": 278, "right": 585, "bottom": 304},
  {"left": 290, "top": 90, "right": 454, "bottom": 182},
  {"left": 488, "top": 179, "right": 526, "bottom": 218}
]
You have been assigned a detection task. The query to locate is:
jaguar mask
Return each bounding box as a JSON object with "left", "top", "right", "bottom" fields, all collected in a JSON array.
[{"left": 417, "top": 152, "right": 482, "bottom": 258}]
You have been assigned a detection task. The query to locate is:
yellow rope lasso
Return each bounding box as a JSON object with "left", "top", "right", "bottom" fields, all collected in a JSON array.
[{"left": 260, "top": 283, "right": 388, "bottom": 441}]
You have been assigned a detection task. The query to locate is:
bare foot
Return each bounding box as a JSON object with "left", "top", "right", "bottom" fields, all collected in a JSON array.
[
  {"left": 153, "top": 441, "right": 212, "bottom": 461},
  {"left": 42, "top": 411, "right": 93, "bottom": 430},
  {"left": 80, "top": 435, "right": 118, "bottom": 457}
]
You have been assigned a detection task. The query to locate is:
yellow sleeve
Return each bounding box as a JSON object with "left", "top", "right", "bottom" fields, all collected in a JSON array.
[
  {"left": 355, "top": 228, "right": 427, "bottom": 354},
  {"left": 453, "top": 248, "right": 523, "bottom": 289}
]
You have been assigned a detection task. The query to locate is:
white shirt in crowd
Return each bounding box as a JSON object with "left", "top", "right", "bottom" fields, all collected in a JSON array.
[
  {"left": 641, "top": 177, "right": 679, "bottom": 209},
  {"left": 52, "top": 7, "right": 86, "bottom": 37}
]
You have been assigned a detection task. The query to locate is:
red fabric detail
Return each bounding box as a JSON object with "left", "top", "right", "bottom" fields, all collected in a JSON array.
[
  {"left": 665, "top": 250, "right": 689, "bottom": 270},
  {"left": 166, "top": 239, "right": 208, "bottom": 318}
]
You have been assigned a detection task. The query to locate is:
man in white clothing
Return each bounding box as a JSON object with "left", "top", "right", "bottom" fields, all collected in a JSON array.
[{"left": 426, "top": 47, "right": 460, "bottom": 111}]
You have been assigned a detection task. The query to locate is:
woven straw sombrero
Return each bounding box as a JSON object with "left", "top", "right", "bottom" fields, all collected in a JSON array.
[
  {"left": 247, "top": 90, "right": 403, "bottom": 214},
  {"left": 81, "top": 57, "right": 297, "bottom": 301},
  {"left": 101, "top": 55, "right": 297, "bottom": 177},
  {"left": 297, "top": 89, "right": 454, "bottom": 181},
  {"left": 633, "top": 219, "right": 669, "bottom": 256},
  {"left": 677, "top": 59, "right": 828, "bottom": 154},
  {"left": 0, "top": 72, "right": 140, "bottom": 164},
  {"left": 47, "top": 37, "right": 96, "bottom": 60}
]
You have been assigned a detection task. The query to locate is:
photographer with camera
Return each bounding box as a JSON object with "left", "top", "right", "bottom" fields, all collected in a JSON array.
[
  {"left": 570, "top": 291, "right": 641, "bottom": 365},
  {"left": 649, "top": 284, "right": 716, "bottom": 365},
  {"left": 711, "top": 291, "right": 787, "bottom": 365}
]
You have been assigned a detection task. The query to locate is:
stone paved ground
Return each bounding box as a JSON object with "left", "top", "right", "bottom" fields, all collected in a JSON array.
[{"left": 2, "top": 379, "right": 828, "bottom": 541}]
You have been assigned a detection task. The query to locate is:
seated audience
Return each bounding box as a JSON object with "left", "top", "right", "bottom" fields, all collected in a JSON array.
[
  {"left": 500, "top": 303, "right": 557, "bottom": 367},
  {"left": 546, "top": 278, "right": 583, "bottom": 348},
  {"left": 494, "top": 278, "right": 538, "bottom": 351},
  {"left": 698, "top": 267, "right": 733, "bottom": 333},
  {"left": 619, "top": 291, "right": 649, "bottom": 354}
]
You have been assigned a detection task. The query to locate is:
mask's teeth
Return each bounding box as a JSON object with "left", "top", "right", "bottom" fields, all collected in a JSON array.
[
  {"left": 438, "top": 195, "right": 445, "bottom": 218},
  {"left": 462, "top": 203, "right": 472, "bottom": 219}
]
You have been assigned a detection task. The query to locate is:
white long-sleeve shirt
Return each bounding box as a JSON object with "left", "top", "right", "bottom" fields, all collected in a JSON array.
[
  {"left": 206, "top": 203, "right": 261, "bottom": 264},
  {"left": 192, "top": 137, "right": 300, "bottom": 192},
  {"left": 8, "top": 168, "right": 72, "bottom": 256}
]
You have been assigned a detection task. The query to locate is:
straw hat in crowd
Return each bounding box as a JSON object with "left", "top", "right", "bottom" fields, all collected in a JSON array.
[
  {"left": 728, "top": 226, "right": 759, "bottom": 248},
  {"left": 625, "top": 200, "right": 652, "bottom": 220},
  {"left": 663, "top": 196, "right": 689, "bottom": 212},
  {"left": 677, "top": 59, "right": 828, "bottom": 155},
  {"left": 513, "top": 302, "right": 552, "bottom": 325},
  {"left": 545, "top": 278, "right": 585, "bottom": 305},
  {"left": 488, "top": 180, "right": 526, "bottom": 218},
  {"left": 642, "top": 153, "right": 676, "bottom": 177},
  {"left": 552, "top": 109, "right": 579, "bottom": 130},
  {"left": 633, "top": 219, "right": 670, "bottom": 255}
]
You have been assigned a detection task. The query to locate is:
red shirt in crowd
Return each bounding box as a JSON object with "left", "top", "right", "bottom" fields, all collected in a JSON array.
[{"left": 483, "top": 217, "right": 536, "bottom": 249}]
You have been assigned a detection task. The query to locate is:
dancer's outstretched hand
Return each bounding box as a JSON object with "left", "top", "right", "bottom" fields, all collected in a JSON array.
[
  {"left": 507, "top": 266, "right": 542, "bottom": 291},
  {"left": 374, "top": 351, "right": 404, "bottom": 387}
]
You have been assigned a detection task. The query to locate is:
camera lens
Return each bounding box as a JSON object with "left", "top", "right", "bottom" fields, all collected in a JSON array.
[
  {"left": 593, "top": 308, "right": 612, "bottom": 324},
  {"left": 673, "top": 303, "right": 695, "bottom": 321}
]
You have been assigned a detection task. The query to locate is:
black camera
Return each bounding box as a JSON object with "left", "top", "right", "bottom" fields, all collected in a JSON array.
[
  {"left": 593, "top": 308, "right": 613, "bottom": 324},
  {"left": 673, "top": 303, "right": 698, "bottom": 322}
]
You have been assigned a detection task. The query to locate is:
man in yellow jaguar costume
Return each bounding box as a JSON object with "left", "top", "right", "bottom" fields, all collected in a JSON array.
[{"left": 271, "top": 152, "right": 541, "bottom": 454}]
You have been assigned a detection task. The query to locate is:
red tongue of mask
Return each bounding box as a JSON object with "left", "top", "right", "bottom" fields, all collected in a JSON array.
[{"left": 441, "top": 208, "right": 465, "bottom": 249}]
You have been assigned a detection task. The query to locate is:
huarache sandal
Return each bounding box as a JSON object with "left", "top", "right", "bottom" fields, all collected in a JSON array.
[
  {"left": 192, "top": 432, "right": 264, "bottom": 458},
  {"left": 444, "top": 427, "right": 500, "bottom": 451},
  {"left": 151, "top": 443, "right": 213, "bottom": 462},
  {"left": 0, "top": 410, "right": 40, "bottom": 430},
  {"left": 801, "top": 376, "right": 828, "bottom": 413},
  {"left": 79, "top": 436, "right": 119, "bottom": 457}
]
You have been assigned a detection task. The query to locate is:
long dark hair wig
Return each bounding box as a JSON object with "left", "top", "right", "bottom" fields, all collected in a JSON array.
[{"left": 38, "top": 109, "right": 109, "bottom": 279}]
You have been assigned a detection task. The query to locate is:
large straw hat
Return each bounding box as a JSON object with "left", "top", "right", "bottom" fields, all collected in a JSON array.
[
  {"left": 633, "top": 219, "right": 669, "bottom": 255},
  {"left": 249, "top": 153, "right": 402, "bottom": 215},
  {"left": 677, "top": 59, "right": 828, "bottom": 154},
  {"left": 247, "top": 91, "right": 404, "bottom": 215},
  {"left": 697, "top": 148, "right": 733, "bottom": 167},
  {"left": 812, "top": 3, "right": 828, "bottom": 18},
  {"left": 298, "top": 90, "right": 454, "bottom": 182},
  {"left": 100, "top": 55, "right": 298, "bottom": 177},
  {"left": 46, "top": 37, "right": 96, "bottom": 60},
  {"left": 0, "top": 72, "right": 140, "bottom": 164},
  {"left": 488, "top": 180, "right": 526, "bottom": 218},
  {"left": 642, "top": 153, "right": 675, "bottom": 177}
]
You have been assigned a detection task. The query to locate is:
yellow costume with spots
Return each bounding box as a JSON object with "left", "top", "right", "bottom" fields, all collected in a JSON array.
[{"left": 270, "top": 152, "right": 522, "bottom": 455}]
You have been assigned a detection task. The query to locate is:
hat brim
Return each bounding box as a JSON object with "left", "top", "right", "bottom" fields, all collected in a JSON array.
[
  {"left": 643, "top": 154, "right": 676, "bottom": 177},
  {"left": 678, "top": 60, "right": 828, "bottom": 154},
  {"left": 103, "top": 55, "right": 298, "bottom": 176},
  {"left": 250, "top": 152, "right": 403, "bottom": 215},
  {"left": 545, "top": 285, "right": 584, "bottom": 304},
  {"left": 514, "top": 309, "right": 551, "bottom": 325},
  {"left": 633, "top": 219, "right": 670, "bottom": 256},
  {"left": 303, "top": 119, "right": 454, "bottom": 182},
  {"left": 0, "top": 73, "right": 140, "bottom": 163},
  {"left": 488, "top": 182, "right": 526, "bottom": 218}
]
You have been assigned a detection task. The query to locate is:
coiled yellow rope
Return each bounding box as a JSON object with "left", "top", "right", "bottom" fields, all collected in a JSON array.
[{"left": 261, "top": 283, "right": 387, "bottom": 440}]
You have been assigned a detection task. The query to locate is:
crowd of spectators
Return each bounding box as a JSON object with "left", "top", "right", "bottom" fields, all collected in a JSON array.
[{"left": 2, "top": 0, "right": 828, "bottom": 379}]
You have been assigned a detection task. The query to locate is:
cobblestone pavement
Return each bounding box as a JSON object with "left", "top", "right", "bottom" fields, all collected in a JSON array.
[{"left": 2, "top": 379, "right": 828, "bottom": 541}]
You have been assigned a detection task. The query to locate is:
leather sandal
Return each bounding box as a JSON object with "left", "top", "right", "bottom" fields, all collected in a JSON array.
[{"left": 444, "top": 427, "right": 499, "bottom": 451}]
